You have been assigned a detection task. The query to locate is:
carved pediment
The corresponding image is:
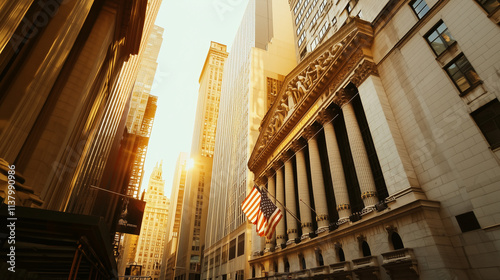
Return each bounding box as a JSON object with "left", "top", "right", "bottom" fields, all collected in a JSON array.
[{"left": 249, "top": 18, "right": 375, "bottom": 175}]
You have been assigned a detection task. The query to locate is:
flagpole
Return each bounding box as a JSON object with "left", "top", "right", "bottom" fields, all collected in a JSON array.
[
  {"left": 299, "top": 198, "right": 318, "bottom": 215},
  {"left": 258, "top": 186, "right": 302, "bottom": 224}
]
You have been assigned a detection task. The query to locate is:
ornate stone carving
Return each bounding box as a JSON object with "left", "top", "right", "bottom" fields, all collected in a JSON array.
[
  {"left": 361, "top": 191, "right": 377, "bottom": 199},
  {"left": 337, "top": 203, "right": 351, "bottom": 211},
  {"left": 291, "top": 138, "right": 307, "bottom": 152},
  {"left": 351, "top": 60, "right": 379, "bottom": 87},
  {"left": 332, "top": 88, "right": 352, "bottom": 107},
  {"left": 356, "top": 234, "right": 367, "bottom": 242},
  {"left": 303, "top": 124, "right": 321, "bottom": 140},
  {"left": 281, "top": 150, "right": 294, "bottom": 162},
  {"left": 385, "top": 225, "right": 397, "bottom": 234},
  {"left": 316, "top": 214, "right": 329, "bottom": 222},
  {"left": 272, "top": 160, "right": 284, "bottom": 171},
  {"left": 317, "top": 108, "right": 336, "bottom": 125},
  {"left": 301, "top": 222, "right": 313, "bottom": 228},
  {"left": 265, "top": 168, "right": 275, "bottom": 178},
  {"left": 250, "top": 19, "right": 375, "bottom": 174}
]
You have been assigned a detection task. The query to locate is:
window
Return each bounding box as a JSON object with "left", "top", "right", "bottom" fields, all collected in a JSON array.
[
  {"left": 237, "top": 233, "right": 245, "bottom": 256},
  {"left": 338, "top": 248, "right": 345, "bottom": 262},
  {"left": 310, "top": 37, "right": 319, "bottom": 51},
  {"left": 229, "top": 239, "right": 236, "bottom": 260},
  {"left": 297, "top": 19, "right": 306, "bottom": 35},
  {"left": 456, "top": 211, "right": 482, "bottom": 232},
  {"left": 293, "top": 0, "right": 303, "bottom": 14},
  {"left": 471, "top": 99, "right": 500, "bottom": 149},
  {"left": 410, "top": 0, "right": 430, "bottom": 19},
  {"left": 476, "top": 0, "right": 499, "bottom": 14},
  {"left": 391, "top": 232, "right": 405, "bottom": 250},
  {"left": 444, "top": 54, "right": 481, "bottom": 94},
  {"left": 310, "top": 11, "right": 320, "bottom": 27},
  {"left": 318, "top": 21, "right": 330, "bottom": 39},
  {"left": 298, "top": 32, "right": 306, "bottom": 47},
  {"left": 299, "top": 255, "right": 306, "bottom": 270},
  {"left": 361, "top": 241, "right": 371, "bottom": 257},
  {"left": 425, "top": 21, "right": 456, "bottom": 56}
]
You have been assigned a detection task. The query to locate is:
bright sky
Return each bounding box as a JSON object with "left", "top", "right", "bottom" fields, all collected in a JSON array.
[{"left": 140, "top": 0, "right": 249, "bottom": 197}]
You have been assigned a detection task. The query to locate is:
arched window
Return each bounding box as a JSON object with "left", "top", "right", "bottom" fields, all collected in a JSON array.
[
  {"left": 338, "top": 248, "right": 345, "bottom": 262},
  {"left": 362, "top": 241, "right": 371, "bottom": 257},
  {"left": 300, "top": 255, "right": 306, "bottom": 270},
  {"left": 284, "top": 259, "right": 290, "bottom": 272},
  {"left": 391, "top": 232, "right": 404, "bottom": 250},
  {"left": 317, "top": 252, "right": 324, "bottom": 266}
]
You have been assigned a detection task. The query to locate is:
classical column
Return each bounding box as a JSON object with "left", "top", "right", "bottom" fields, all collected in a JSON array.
[
  {"left": 318, "top": 108, "right": 352, "bottom": 219},
  {"left": 354, "top": 66, "right": 420, "bottom": 196},
  {"left": 274, "top": 161, "right": 286, "bottom": 248},
  {"left": 283, "top": 150, "right": 299, "bottom": 244},
  {"left": 265, "top": 169, "right": 276, "bottom": 253},
  {"left": 291, "top": 139, "right": 313, "bottom": 238},
  {"left": 303, "top": 125, "right": 329, "bottom": 232},
  {"left": 336, "top": 89, "right": 379, "bottom": 207}
]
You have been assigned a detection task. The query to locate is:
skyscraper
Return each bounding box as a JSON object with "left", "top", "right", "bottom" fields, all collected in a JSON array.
[
  {"left": 136, "top": 162, "right": 170, "bottom": 280},
  {"left": 173, "top": 42, "right": 228, "bottom": 280},
  {"left": 202, "top": 1, "right": 297, "bottom": 279},
  {"left": 161, "top": 152, "right": 189, "bottom": 280},
  {"left": 246, "top": 1, "right": 500, "bottom": 279},
  {"left": 126, "top": 24, "right": 164, "bottom": 199}
]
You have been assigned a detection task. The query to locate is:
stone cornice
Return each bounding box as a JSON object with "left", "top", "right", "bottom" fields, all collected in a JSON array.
[{"left": 248, "top": 18, "right": 375, "bottom": 176}]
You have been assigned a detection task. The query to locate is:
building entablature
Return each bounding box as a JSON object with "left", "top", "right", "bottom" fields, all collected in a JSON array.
[{"left": 248, "top": 17, "right": 375, "bottom": 177}]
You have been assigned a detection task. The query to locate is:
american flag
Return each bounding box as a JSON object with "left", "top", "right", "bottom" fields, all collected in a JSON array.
[
  {"left": 256, "top": 189, "right": 282, "bottom": 238},
  {"left": 241, "top": 186, "right": 261, "bottom": 224}
]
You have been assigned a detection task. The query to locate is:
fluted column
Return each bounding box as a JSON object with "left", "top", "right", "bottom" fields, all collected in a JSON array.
[
  {"left": 291, "top": 139, "right": 313, "bottom": 238},
  {"left": 265, "top": 169, "right": 276, "bottom": 253},
  {"left": 337, "top": 89, "right": 379, "bottom": 207},
  {"left": 318, "top": 109, "right": 352, "bottom": 219},
  {"left": 274, "top": 161, "right": 286, "bottom": 248},
  {"left": 283, "top": 151, "right": 299, "bottom": 244},
  {"left": 303, "top": 125, "right": 329, "bottom": 232}
]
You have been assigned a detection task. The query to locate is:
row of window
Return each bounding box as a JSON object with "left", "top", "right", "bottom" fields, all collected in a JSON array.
[{"left": 413, "top": 2, "right": 500, "bottom": 148}]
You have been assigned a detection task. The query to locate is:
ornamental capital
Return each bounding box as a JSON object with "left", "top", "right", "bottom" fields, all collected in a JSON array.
[
  {"left": 332, "top": 88, "right": 352, "bottom": 107},
  {"left": 265, "top": 168, "right": 275, "bottom": 178},
  {"left": 291, "top": 138, "right": 307, "bottom": 152},
  {"left": 303, "top": 124, "right": 321, "bottom": 140},
  {"left": 281, "top": 150, "right": 294, "bottom": 162},
  {"left": 351, "top": 60, "right": 379, "bottom": 87}
]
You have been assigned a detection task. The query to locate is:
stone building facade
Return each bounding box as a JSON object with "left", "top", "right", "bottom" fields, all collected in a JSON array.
[{"left": 247, "top": 0, "right": 500, "bottom": 279}]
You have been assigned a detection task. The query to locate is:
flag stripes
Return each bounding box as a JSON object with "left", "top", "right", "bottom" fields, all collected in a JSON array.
[
  {"left": 241, "top": 186, "right": 261, "bottom": 224},
  {"left": 241, "top": 186, "right": 282, "bottom": 239}
]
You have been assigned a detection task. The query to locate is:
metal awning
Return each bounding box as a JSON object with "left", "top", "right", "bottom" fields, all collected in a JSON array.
[{"left": 0, "top": 204, "right": 117, "bottom": 279}]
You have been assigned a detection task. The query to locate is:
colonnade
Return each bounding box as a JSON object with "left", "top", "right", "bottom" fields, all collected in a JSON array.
[{"left": 263, "top": 89, "right": 381, "bottom": 251}]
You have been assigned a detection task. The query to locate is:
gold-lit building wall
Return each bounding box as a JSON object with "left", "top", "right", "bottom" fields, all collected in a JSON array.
[
  {"left": 125, "top": 24, "right": 164, "bottom": 199},
  {"left": 174, "top": 42, "right": 228, "bottom": 280},
  {"left": 0, "top": 0, "right": 156, "bottom": 211},
  {"left": 202, "top": 1, "right": 297, "bottom": 280},
  {"left": 127, "top": 25, "right": 164, "bottom": 136},
  {"left": 136, "top": 162, "right": 170, "bottom": 280},
  {"left": 160, "top": 152, "right": 189, "bottom": 280}
]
